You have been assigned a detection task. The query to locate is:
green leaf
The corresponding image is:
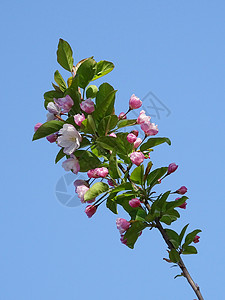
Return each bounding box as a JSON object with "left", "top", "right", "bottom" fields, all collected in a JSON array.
[
  {"left": 57, "top": 39, "right": 74, "bottom": 72},
  {"left": 183, "top": 229, "right": 201, "bottom": 247},
  {"left": 54, "top": 70, "right": 67, "bottom": 92},
  {"left": 73, "top": 150, "right": 101, "bottom": 172},
  {"left": 44, "top": 90, "right": 64, "bottom": 109},
  {"left": 76, "top": 58, "right": 97, "bottom": 89},
  {"left": 169, "top": 249, "right": 180, "bottom": 263},
  {"left": 165, "top": 229, "right": 180, "bottom": 249},
  {"left": 109, "top": 151, "right": 121, "bottom": 179},
  {"left": 160, "top": 209, "right": 180, "bottom": 225},
  {"left": 81, "top": 115, "right": 97, "bottom": 134},
  {"left": 97, "top": 115, "right": 118, "bottom": 136},
  {"left": 151, "top": 191, "right": 170, "bottom": 214},
  {"left": 32, "top": 120, "right": 64, "bottom": 141},
  {"left": 92, "top": 60, "right": 114, "bottom": 81},
  {"left": 112, "top": 182, "right": 134, "bottom": 193},
  {"left": 140, "top": 137, "right": 171, "bottom": 151},
  {"left": 182, "top": 245, "right": 198, "bottom": 255},
  {"left": 178, "top": 224, "right": 189, "bottom": 245},
  {"left": 147, "top": 167, "right": 168, "bottom": 187},
  {"left": 124, "top": 221, "right": 147, "bottom": 249},
  {"left": 55, "top": 148, "right": 66, "bottom": 164},
  {"left": 130, "top": 207, "right": 147, "bottom": 221},
  {"left": 94, "top": 83, "right": 116, "bottom": 121},
  {"left": 84, "top": 182, "right": 109, "bottom": 201},
  {"left": 130, "top": 165, "right": 144, "bottom": 185},
  {"left": 117, "top": 119, "right": 137, "bottom": 129},
  {"left": 106, "top": 196, "right": 118, "bottom": 214},
  {"left": 165, "top": 196, "right": 188, "bottom": 211},
  {"left": 86, "top": 85, "right": 98, "bottom": 98}
]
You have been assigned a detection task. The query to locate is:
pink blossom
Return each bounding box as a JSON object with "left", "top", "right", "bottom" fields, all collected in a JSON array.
[
  {"left": 167, "top": 163, "right": 178, "bottom": 175},
  {"left": 133, "top": 138, "right": 142, "bottom": 149},
  {"left": 137, "top": 110, "right": 151, "bottom": 124},
  {"left": 74, "top": 180, "right": 95, "bottom": 203},
  {"left": 127, "top": 133, "right": 137, "bottom": 144},
  {"left": 141, "top": 122, "right": 158, "bottom": 136},
  {"left": 62, "top": 155, "right": 80, "bottom": 174},
  {"left": 80, "top": 98, "right": 95, "bottom": 114},
  {"left": 120, "top": 235, "right": 127, "bottom": 245},
  {"left": 109, "top": 133, "right": 117, "bottom": 138},
  {"left": 118, "top": 112, "right": 127, "bottom": 120},
  {"left": 87, "top": 167, "right": 109, "bottom": 178},
  {"left": 85, "top": 205, "right": 97, "bottom": 218},
  {"left": 176, "top": 186, "right": 188, "bottom": 195},
  {"left": 193, "top": 235, "right": 200, "bottom": 243},
  {"left": 54, "top": 95, "right": 74, "bottom": 113},
  {"left": 130, "top": 151, "right": 145, "bottom": 166},
  {"left": 129, "top": 94, "right": 142, "bottom": 109},
  {"left": 74, "top": 113, "right": 85, "bottom": 126},
  {"left": 116, "top": 218, "right": 130, "bottom": 234},
  {"left": 57, "top": 124, "right": 82, "bottom": 155},
  {"left": 175, "top": 197, "right": 187, "bottom": 209},
  {"left": 129, "top": 198, "right": 141, "bottom": 208},
  {"left": 46, "top": 134, "right": 58, "bottom": 143},
  {"left": 34, "top": 123, "right": 42, "bottom": 132},
  {"left": 131, "top": 130, "right": 139, "bottom": 137}
]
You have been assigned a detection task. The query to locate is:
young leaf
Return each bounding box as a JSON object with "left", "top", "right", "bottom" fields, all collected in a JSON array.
[
  {"left": 55, "top": 148, "right": 66, "bottom": 164},
  {"left": 130, "top": 165, "right": 144, "bottom": 185},
  {"left": 109, "top": 151, "right": 121, "bottom": 179},
  {"left": 84, "top": 182, "right": 109, "bottom": 201},
  {"left": 106, "top": 197, "right": 118, "bottom": 214},
  {"left": 147, "top": 167, "right": 168, "bottom": 187},
  {"left": 165, "top": 196, "right": 188, "bottom": 211},
  {"left": 183, "top": 229, "right": 202, "bottom": 247},
  {"left": 32, "top": 120, "right": 64, "bottom": 141},
  {"left": 73, "top": 150, "right": 101, "bottom": 172},
  {"left": 92, "top": 60, "right": 114, "bottom": 81},
  {"left": 117, "top": 119, "right": 137, "bottom": 129},
  {"left": 57, "top": 39, "right": 74, "bottom": 72},
  {"left": 97, "top": 115, "right": 118, "bottom": 136},
  {"left": 112, "top": 182, "right": 134, "bottom": 193},
  {"left": 54, "top": 70, "right": 67, "bottom": 92},
  {"left": 165, "top": 229, "right": 180, "bottom": 249},
  {"left": 76, "top": 58, "right": 97, "bottom": 88},
  {"left": 140, "top": 137, "right": 171, "bottom": 151},
  {"left": 169, "top": 249, "right": 180, "bottom": 263},
  {"left": 178, "top": 224, "right": 189, "bottom": 245},
  {"left": 124, "top": 221, "right": 147, "bottom": 249},
  {"left": 182, "top": 245, "right": 198, "bottom": 255}
]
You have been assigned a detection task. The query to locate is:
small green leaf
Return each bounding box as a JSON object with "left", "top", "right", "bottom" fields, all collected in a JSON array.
[
  {"left": 106, "top": 197, "right": 118, "bottom": 214},
  {"left": 57, "top": 39, "right": 74, "bottom": 72},
  {"left": 166, "top": 196, "right": 188, "bottom": 211},
  {"left": 178, "top": 224, "right": 189, "bottom": 245},
  {"left": 92, "top": 60, "right": 114, "bottom": 81},
  {"left": 124, "top": 221, "right": 147, "bottom": 249},
  {"left": 112, "top": 182, "right": 134, "bottom": 193},
  {"left": 140, "top": 137, "right": 171, "bottom": 151},
  {"left": 73, "top": 150, "right": 101, "bottom": 172},
  {"left": 183, "top": 229, "right": 201, "bottom": 247},
  {"left": 86, "top": 85, "right": 98, "bottom": 98},
  {"left": 117, "top": 119, "right": 137, "bottom": 129},
  {"left": 84, "top": 182, "right": 109, "bottom": 201},
  {"left": 169, "top": 249, "right": 180, "bottom": 263},
  {"left": 165, "top": 229, "right": 180, "bottom": 249},
  {"left": 32, "top": 120, "right": 64, "bottom": 141},
  {"left": 147, "top": 167, "right": 168, "bottom": 187},
  {"left": 54, "top": 70, "right": 67, "bottom": 92},
  {"left": 76, "top": 58, "right": 97, "bottom": 89},
  {"left": 97, "top": 115, "right": 118, "bottom": 136},
  {"left": 55, "top": 148, "right": 66, "bottom": 164},
  {"left": 130, "top": 165, "right": 144, "bottom": 185},
  {"left": 182, "top": 245, "right": 197, "bottom": 255},
  {"left": 109, "top": 151, "right": 121, "bottom": 179},
  {"left": 151, "top": 191, "right": 170, "bottom": 215}
]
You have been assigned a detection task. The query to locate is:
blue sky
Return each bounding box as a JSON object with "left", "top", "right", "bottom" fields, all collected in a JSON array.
[{"left": 1, "top": 1, "right": 225, "bottom": 299}]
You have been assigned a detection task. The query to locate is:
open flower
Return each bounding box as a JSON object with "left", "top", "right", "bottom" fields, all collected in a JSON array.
[
  {"left": 57, "top": 124, "right": 82, "bottom": 155},
  {"left": 47, "top": 102, "right": 61, "bottom": 115},
  {"left": 141, "top": 121, "right": 158, "bottom": 136},
  {"left": 62, "top": 155, "right": 80, "bottom": 174},
  {"left": 54, "top": 95, "right": 74, "bottom": 113},
  {"left": 137, "top": 110, "right": 151, "bottom": 124}
]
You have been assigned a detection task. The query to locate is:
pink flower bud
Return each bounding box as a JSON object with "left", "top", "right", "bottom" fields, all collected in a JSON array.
[
  {"left": 85, "top": 205, "right": 97, "bottom": 218},
  {"left": 133, "top": 137, "right": 142, "bottom": 149},
  {"left": 131, "top": 130, "right": 139, "bottom": 137},
  {"left": 87, "top": 167, "right": 109, "bottom": 178},
  {"left": 107, "top": 179, "right": 115, "bottom": 187},
  {"left": 120, "top": 235, "right": 128, "bottom": 245},
  {"left": 74, "top": 113, "right": 85, "bottom": 126},
  {"left": 109, "top": 132, "right": 117, "bottom": 138},
  {"left": 80, "top": 98, "right": 95, "bottom": 114},
  {"left": 34, "top": 123, "right": 42, "bottom": 132},
  {"left": 176, "top": 186, "right": 187, "bottom": 195},
  {"left": 167, "top": 163, "right": 178, "bottom": 175},
  {"left": 193, "top": 235, "right": 200, "bottom": 243},
  {"left": 54, "top": 95, "right": 74, "bottom": 113},
  {"left": 129, "top": 94, "right": 142, "bottom": 109},
  {"left": 129, "top": 198, "right": 141, "bottom": 208},
  {"left": 141, "top": 121, "right": 158, "bottom": 136},
  {"left": 137, "top": 110, "right": 151, "bottom": 124},
  {"left": 118, "top": 112, "right": 127, "bottom": 120},
  {"left": 46, "top": 133, "right": 58, "bottom": 143},
  {"left": 175, "top": 197, "right": 187, "bottom": 209},
  {"left": 130, "top": 151, "right": 145, "bottom": 166},
  {"left": 74, "top": 180, "right": 94, "bottom": 203},
  {"left": 127, "top": 133, "right": 137, "bottom": 144},
  {"left": 116, "top": 218, "right": 130, "bottom": 234}
]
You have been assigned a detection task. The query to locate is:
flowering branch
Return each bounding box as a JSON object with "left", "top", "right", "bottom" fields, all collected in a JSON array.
[{"left": 33, "top": 38, "right": 204, "bottom": 300}]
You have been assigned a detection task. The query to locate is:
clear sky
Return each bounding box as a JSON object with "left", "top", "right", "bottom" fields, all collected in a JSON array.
[{"left": 1, "top": 1, "right": 225, "bottom": 299}]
